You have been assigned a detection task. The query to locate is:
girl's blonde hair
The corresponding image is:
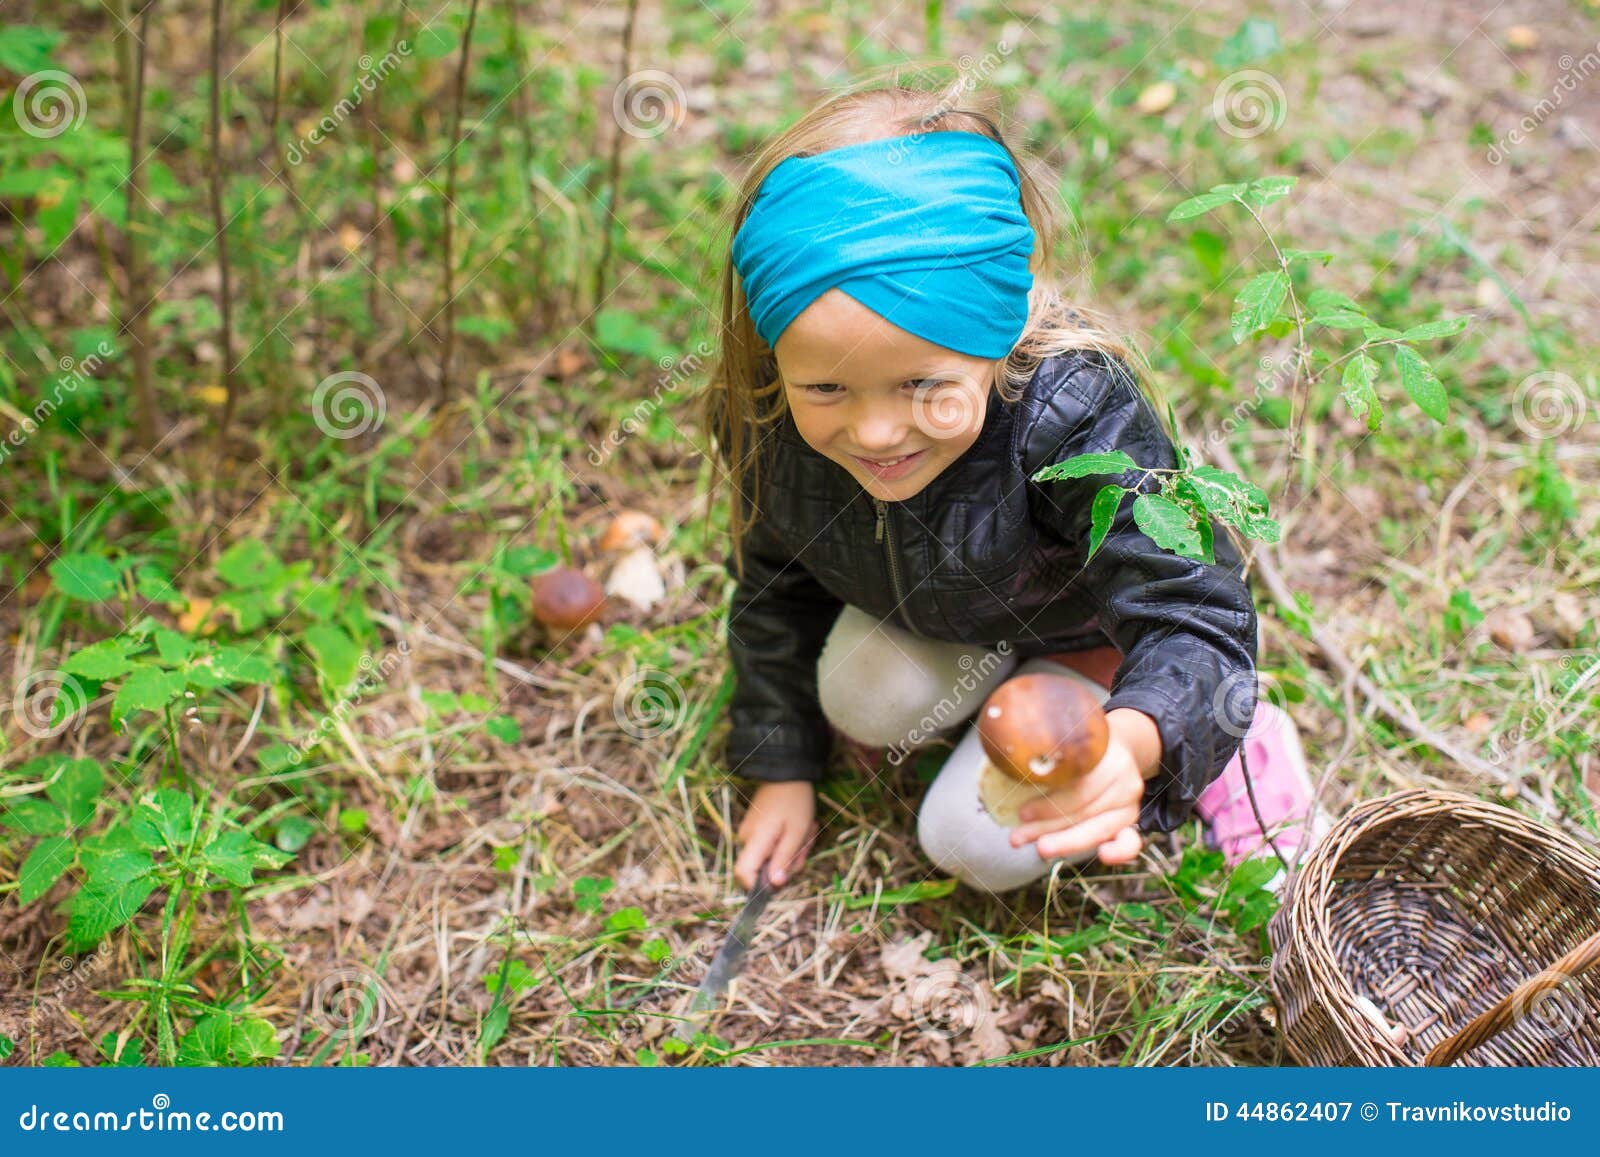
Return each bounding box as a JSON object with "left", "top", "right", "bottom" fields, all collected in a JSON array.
[{"left": 700, "top": 63, "right": 1174, "bottom": 579}]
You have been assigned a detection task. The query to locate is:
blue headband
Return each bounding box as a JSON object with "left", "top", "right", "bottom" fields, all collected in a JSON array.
[{"left": 730, "top": 131, "right": 1035, "bottom": 360}]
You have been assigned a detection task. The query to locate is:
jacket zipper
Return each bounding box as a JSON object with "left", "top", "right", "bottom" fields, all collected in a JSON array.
[{"left": 873, "top": 496, "right": 911, "bottom": 630}]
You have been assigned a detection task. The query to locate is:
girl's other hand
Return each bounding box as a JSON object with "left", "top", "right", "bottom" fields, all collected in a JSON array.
[{"left": 735, "top": 780, "right": 818, "bottom": 891}]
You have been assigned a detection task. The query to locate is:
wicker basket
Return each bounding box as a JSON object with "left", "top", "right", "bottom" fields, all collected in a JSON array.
[{"left": 1267, "top": 788, "right": 1600, "bottom": 1066}]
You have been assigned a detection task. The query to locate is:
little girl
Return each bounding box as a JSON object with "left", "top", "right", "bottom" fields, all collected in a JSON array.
[{"left": 699, "top": 76, "right": 1328, "bottom": 899}]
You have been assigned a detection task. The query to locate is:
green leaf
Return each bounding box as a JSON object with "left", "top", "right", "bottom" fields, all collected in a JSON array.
[
  {"left": 413, "top": 26, "right": 459, "bottom": 59},
  {"left": 1214, "top": 17, "right": 1280, "bottom": 69},
  {"left": 62, "top": 637, "right": 141, "bottom": 680},
  {"left": 199, "top": 829, "right": 292, "bottom": 888},
  {"left": 1166, "top": 185, "right": 1244, "bottom": 222},
  {"left": 215, "top": 540, "right": 284, "bottom": 590},
  {"left": 49, "top": 553, "right": 122, "bottom": 602},
  {"left": 844, "top": 876, "right": 959, "bottom": 910},
  {"left": 302, "top": 624, "right": 360, "bottom": 692},
  {"left": 604, "top": 906, "right": 648, "bottom": 934},
  {"left": 483, "top": 714, "right": 521, "bottom": 743},
  {"left": 478, "top": 1003, "right": 510, "bottom": 1056},
  {"left": 1280, "top": 247, "right": 1333, "bottom": 265},
  {"left": 0, "top": 25, "right": 64, "bottom": 74},
  {"left": 1341, "top": 353, "right": 1383, "bottom": 430},
  {"left": 1305, "top": 288, "right": 1364, "bottom": 316},
  {"left": 594, "top": 309, "right": 672, "bottom": 362},
  {"left": 132, "top": 789, "right": 195, "bottom": 850},
  {"left": 1132, "top": 493, "right": 1204, "bottom": 557},
  {"left": 1185, "top": 466, "right": 1280, "bottom": 543},
  {"left": 500, "top": 545, "right": 560, "bottom": 578},
  {"left": 79, "top": 847, "right": 156, "bottom": 885},
  {"left": 68, "top": 876, "right": 157, "bottom": 948},
  {"left": 134, "top": 563, "right": 180, "bottom": 604},
  {"left": 44, "top": 757, "right": 103, "bottom": 829},
  {"left": 1241, "top": 176, "right": 1297, "bottom": 208},
  {"left": 1230, "top": 269, "right": 1288, "bottom": 344},
  {"left": 1394, "top": 345, "right": 1448, "bottom": 422},
  {"left": 1225, "top": 856, "right": 1282, "bottom": 896},
  {"left": 1030, "top": 450, "right": 1138, "bottom": 483},
  {"left": 19, "top": 837, "right": 75, "bottom": 904},
  {"left": 573, "top": 875, "right": 614, "bottom": 914},
  {"left": 1362, "top": 324, "right": 1403, "bottom": 342},
  {"left": 1086, "top": 484, "right": 1126, "bottom": 562},
  {"left": 176, "top": 1012, "right": 281, "bottom": 1066},
  {"left": 0, "top": 798, "right": 66, "bottom": 836},
  {"left": 1399, "top": 317, "right": 1469, "bottom": 342},
  {"left": 153, "top": 628, "right": 194, "bottom": 665},
  {"left": 484, "top": 959, "right": 538, "bottom": 995},
  {"left": 111, "top": 665, "right": 186, "bottom": 726},
  {"left": 274, "top": 815, "right": 317, "bottom": 853},
  {"left": 187, "top": 643, "right": 277, "bottom": 689},
  {"left": 1310, "top": 311, "right": 1370, "bottom": 330}
]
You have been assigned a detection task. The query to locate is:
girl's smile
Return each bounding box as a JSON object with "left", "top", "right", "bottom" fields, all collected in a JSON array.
[{"left": 773, "top": 289, "right": 997, "bottom": 501}]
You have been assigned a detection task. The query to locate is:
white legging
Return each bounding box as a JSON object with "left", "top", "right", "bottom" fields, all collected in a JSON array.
[{"left": 817, "top": 605, "right": 1101, "bottom": 894}]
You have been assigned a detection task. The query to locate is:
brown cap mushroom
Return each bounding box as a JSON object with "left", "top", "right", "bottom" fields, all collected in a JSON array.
[
  {"left": 977, "top": 673, "right": 1109, "bottom": 789},
  {"left": 598, "top": 510, "right": 665, "bottom": 553},
  {"left": 532, "top": 567, "right": 606, "bottom": 632}
]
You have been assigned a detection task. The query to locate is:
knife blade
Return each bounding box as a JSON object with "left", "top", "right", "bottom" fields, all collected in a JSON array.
[{"left": 673, "top": 863, "right": 775, "bottom": 1042}]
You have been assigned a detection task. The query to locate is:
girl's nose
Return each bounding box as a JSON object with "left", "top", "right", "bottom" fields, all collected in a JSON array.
[{"left": 850, "top": 410, "right": 911, "bottom": 453}]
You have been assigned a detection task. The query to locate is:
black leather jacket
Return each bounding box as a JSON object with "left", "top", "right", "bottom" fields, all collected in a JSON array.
[{"left": 722, "top": 348, "right": 1259, "bottom": 834}]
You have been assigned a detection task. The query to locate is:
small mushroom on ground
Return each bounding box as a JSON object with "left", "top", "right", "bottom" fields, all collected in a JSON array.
[
  {"left": 532, "top": 567, "right": 606, "bottom": 634},
  {"left": 975, "top": 673, "right": 1109, "bottom": 826},
  {"left": 598, "top": 510, "right": 666, "bottom": 553}
]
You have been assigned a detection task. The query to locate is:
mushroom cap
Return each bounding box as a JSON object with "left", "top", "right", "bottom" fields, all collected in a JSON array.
[
  {"left": 976, "top": 673, "right": 1108, "bottom": 789},
  {"left": 531, "top": 567, "right": 606, "bottom": 631},
  {"left": 598, "top": 510, "right": 666, "bottom": 553}
]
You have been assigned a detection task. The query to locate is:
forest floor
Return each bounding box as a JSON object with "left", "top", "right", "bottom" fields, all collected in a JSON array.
[{"left": 2, "top": 0, "right": 1598, "bottom": 1066}]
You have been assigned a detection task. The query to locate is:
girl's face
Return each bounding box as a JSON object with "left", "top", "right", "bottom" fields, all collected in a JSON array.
[{"left": 773, "top": 289, "right": 997, "bottom": 503}]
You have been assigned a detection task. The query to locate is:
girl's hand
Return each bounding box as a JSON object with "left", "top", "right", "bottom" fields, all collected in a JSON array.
[
  {"left": 1005, "top": 733, "right": 1146, "bottom": 866},
  {"left": 735, "top": 780, "right": 818, "bottom": 890}
]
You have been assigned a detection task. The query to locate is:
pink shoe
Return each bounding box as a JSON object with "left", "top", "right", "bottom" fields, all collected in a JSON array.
[{"left": 1192, "top": 700, "right": 1332, "bottom": 894}]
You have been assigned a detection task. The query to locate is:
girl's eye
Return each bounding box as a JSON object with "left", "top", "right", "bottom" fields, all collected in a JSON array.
[
  {"left": 807, "top": 382, "right": 843, "bottom": 395},
  {"left": 906, "top": 378, "right": 949, "bottom": 390}
]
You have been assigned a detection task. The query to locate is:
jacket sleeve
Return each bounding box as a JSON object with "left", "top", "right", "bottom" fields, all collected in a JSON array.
[
  {"left": 1021, "top": 351, "right": 1260, "bottom": 833},
  {"left": 722, "top": 493, "right": 845, "bottom": 784}
]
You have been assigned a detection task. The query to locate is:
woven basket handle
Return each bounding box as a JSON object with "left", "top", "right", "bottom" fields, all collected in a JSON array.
[{"left": 1424, "top": 928, "right": 1600, "bottom": 1066}]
